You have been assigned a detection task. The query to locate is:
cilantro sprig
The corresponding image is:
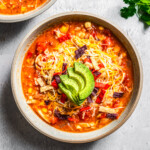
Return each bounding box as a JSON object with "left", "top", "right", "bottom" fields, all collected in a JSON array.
[{"left": 120, "top": 0, "right": 150, "bottom": 26}]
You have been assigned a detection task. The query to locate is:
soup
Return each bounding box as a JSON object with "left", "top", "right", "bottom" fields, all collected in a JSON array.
[
  {"left": 0, "top": 0, "right": 47, "bottom": 15},
  {"left": 21, "top": 21, "right": 133, "bottom": 132}
]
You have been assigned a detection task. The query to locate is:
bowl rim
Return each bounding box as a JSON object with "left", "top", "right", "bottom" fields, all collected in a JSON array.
[
  {"left": 11, "top": 11, "right": 143, "bottom": 143},
  {"left": 0, "top": 0, "right": 57, "bottom": 23}
]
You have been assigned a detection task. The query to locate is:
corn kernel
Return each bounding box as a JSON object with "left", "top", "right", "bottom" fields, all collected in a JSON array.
[
  {"left": 26, "top": 59, "right": 30, "bottom": 63},
  {"left": 28, "top": 88, "right": 32, "bottom": 94},
  {"left": 99, "top": 26, "right": 104, "bottom": 30},
  {"left": 0, "top": 4, "right": 6, "bottom": 9},
  {"left": 122, "top": 52, "right": 126, "bottom": 57},
  {"left": 85, "top": 22, "right": 92, "bottom": 29},
  {"left": 21, "top": 6, "right": 27, "bottom": 13},
  {"left": 78, "top": 32, "right": 85, "bottom": 38},
  {"left": 60, "top": 25, "right": 69, "bottom": 33},
  {"left": 42, "top": 108, "right": 48, "bottom": 113}
]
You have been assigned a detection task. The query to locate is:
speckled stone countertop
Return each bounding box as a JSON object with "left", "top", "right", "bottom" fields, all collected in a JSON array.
[{"left": 0, "top": 0, "right": 149, "bottom": 149}]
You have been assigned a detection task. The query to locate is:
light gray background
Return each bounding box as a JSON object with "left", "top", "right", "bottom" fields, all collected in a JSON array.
[{"left": 0, "top": 0, "right": 149, "bottom": 149}]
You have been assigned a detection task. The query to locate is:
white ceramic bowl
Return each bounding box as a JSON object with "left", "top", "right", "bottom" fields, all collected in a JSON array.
[
  {"left": 11, "top": 12, "right": 143, "bottom": 143},
  {"left": 0, "top": 0, "right": 56, "bottom": 23}
]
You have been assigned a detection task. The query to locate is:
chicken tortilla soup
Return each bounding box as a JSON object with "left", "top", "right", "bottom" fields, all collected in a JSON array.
[
  {"left": 21, "top": 21, "right": 133, "bottom": 132},
  {"left": 0, "top": 0, "right": 47, "bottom": 15}
]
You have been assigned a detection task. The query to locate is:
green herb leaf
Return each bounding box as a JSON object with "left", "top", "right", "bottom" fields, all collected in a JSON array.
[
  {"left": 121, "top": 5, "right": 136, "bottom": 18},
  {"left": 123, "top": 0, "right": 140, "bottom": 4},
  {"left": 120, "top": 0, "right": 150, "bottom": 26}
]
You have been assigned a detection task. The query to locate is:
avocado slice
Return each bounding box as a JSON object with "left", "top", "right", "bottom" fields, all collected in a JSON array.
[
  {"left": 60, "top": 75, "right": 79, "bottom": 98},
  {"left": 58, "top": 83, "right": 75, "bottom": 103},
  {"left": 74, "top": 62, "right": 95, "bottom": 101},
  {"left": 67, "top": 67, "right": 85, "bottom": 90}
]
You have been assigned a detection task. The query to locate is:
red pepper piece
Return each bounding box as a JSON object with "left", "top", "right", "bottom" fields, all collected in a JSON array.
[
  {"left": 93, "top": 73, "right": 101, "bottom": 80},
  {"left": 61, "top": 93, "right": 67, "bottom": 103},
  {"left": 53, "top": 72, "right": 61, "bottom": 76},
  {"left": 84, "top": 58, "right": 92, "bottom": 63},
  {"left": 98, "top": 63, "right": 104, "bottom": 69},
  {"left": 80, "top": 106, "right": 91, "bottom": 112},
  {"left": 68, "top": 117, "right": 79, "bottom": 122},
  {"left": 96, "top": 89, "right": 106, "bottom": 104},
  {"left": 51, "top": 79, "right": 58, "bottom": 89},
  {"left": 95, "top": 82, "right": 110, "bottom": 90},
  {"left": 27, "top": 52, "right": 33, "bottom": 58},
  {"left": 95, "top": 96, "right": 101, "bottom": 104},
  {"left": 92, "top": 69, "right": 96, "bottom": 73},
  {"left": 58, "top": 33, "right": 71, "bottom": 43}
]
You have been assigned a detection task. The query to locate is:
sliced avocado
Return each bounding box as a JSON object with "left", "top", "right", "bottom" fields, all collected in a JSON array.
[
  {"left": 67, "top": 67, "right": 85, "bottom": 90},
  {"left": 60, "top": 75, "right": 79, "bottom": 97},
  {"left": 58, "top": 83, "right": 75, "bottom": 103},
  {"left": 74, "top": 62, "right": 95, "bottom": 101}
]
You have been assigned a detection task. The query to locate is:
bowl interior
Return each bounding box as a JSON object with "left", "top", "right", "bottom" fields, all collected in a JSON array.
[
  {"left": 11, "top": 12, "right": 143, "bottom": 143},
  {"left": 0, "top": 0, "right": 56, "bottom": 23}
]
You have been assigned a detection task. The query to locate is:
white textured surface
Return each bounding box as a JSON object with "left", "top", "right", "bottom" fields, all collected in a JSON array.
[{"left": 0, "top": 0, "right": 150, "bottom": 149}]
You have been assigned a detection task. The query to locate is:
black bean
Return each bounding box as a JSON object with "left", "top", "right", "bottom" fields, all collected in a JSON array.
[
  {"left": 113, "top": 92, "right": 124, "bottom": 98},
  {"left": 44, "top": 100, "right": 50, "bottom": 105},
  {"left": 106, "top": 113, "right": 118, "bottom": 119}
]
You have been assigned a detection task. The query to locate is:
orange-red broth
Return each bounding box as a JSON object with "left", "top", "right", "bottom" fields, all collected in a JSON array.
[
  {"left": 0, "top": 0, "right": 47, "bottom": 15},
  {"left": 21, "top": 22, "right": 133, "bottom": 132}
]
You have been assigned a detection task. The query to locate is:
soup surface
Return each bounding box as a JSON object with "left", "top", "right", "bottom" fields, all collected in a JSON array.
[
  {"left": 21, "top": 21, "right": 133, "bottom": 132},
  {"left": 0, "top": 0, "right": 47, "bottom": 15}
]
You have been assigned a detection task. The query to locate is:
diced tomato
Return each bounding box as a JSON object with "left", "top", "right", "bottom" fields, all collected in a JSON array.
[
  {"left": 98, "top": 63, "right": 104, "bottom": 69},
  {"left": 95, "top": 82, "right": 110, "bottom": 90},
  {"left": 50, "top": 116, "right": 58, "bottom": 124},
  {"left": 27, "top": 52, "right": 33, "bottom": 58},
  {"left": 51, "top": 79, "right": 58, "bottom": 89},
  {"left": 102, "top": 37, "right": 112, "bottom": 50},
  {"left": 78, "top": 110, "right": 92, "bottom": 121},
  {"left": 84, "top": 58, "right": 92, "bottom": 63},
  {"left": 68, "top": 117, "right": 79, "bottom": 123},
  {"left": 61, "top": 93, "right": 67, "bottom": 103},
  {"left": 80, "top": 106, "right": 91, "bottom": 112},
  {"left": 113, "top": 100, "right": 120, "bottom": 108},
  {"left": 96, "top": 89, "right": 106, "bottom": 104},
  {"left": 91, "top": 30, "right": 97, "bottom": 38},
  {"left": 58, "top": 33, "right": 71, "bottom": 43},
  {"left": 103, "top": 29, "right": 111, "bottom": 37}
]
